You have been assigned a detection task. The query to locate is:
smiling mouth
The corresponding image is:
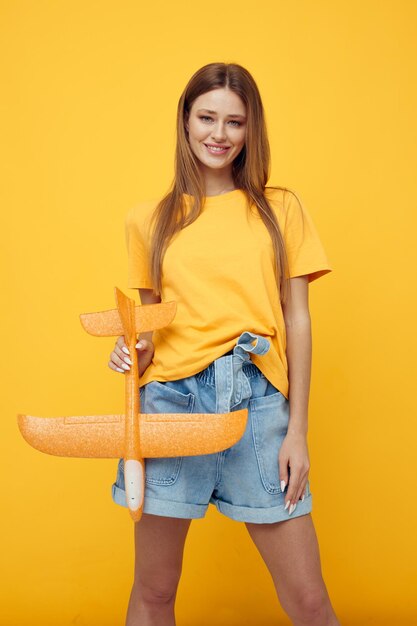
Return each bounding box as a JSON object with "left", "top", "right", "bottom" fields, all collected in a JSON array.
[{"left": 203, "top": 144, "right": 231, "bottom": 154}]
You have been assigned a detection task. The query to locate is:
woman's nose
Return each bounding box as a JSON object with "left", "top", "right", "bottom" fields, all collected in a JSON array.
[{"left": 211, "top": 122, "right": 227, "bottom": 142}]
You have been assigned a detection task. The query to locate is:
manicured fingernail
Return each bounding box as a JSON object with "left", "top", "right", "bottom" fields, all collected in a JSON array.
[
  {"left": 121, "top": 363, "right": 130, "bottom": 370},
  {"left": 124, "top": 357, "right": 133, "bottom": 365},
  {"left": 301, "top": 494, "right": 305, "bottom": 502},
  {"left": 122, "top": 346, "right": 130, "bottom": 355},
  {"left": 280, "top": 480, "right": 286, "bottom": 492},
  {"left": 289, "top": 503, "right": 297, "bottom": 515},
  {"left": 284, "top": 500, "right": 290, "bottom": 511},
  {"left": 116, "top": 367, "right": 125, "bottom": 373},
  {"left": 136, "top": 341, "right": 144, "bottom": 349}
]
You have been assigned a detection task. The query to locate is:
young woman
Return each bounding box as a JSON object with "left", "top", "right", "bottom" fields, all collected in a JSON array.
[{"left": 108, "top": 62, "right": 340, "bottom": 626}]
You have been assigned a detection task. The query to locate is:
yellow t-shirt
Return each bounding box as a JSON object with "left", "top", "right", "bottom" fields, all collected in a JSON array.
[{"left": 125, "top": 187, "right": 332, "bottom": 399}]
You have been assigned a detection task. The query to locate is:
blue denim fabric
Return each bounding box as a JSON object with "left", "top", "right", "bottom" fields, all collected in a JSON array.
[{"left": 111, "top": 331, "right": 312, "bottom": 523}]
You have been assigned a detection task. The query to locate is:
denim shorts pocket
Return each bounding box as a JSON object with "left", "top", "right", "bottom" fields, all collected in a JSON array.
[
  {"left": 143, "top": 380, "right": 196, "bottom": 486},
  {"left": 250, "top": 391, "right": 289, "bottom": 495}
]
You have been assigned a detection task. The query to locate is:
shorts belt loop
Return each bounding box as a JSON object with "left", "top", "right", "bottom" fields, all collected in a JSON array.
[
  {"left": 214, "top": 356, "right": 234, "bottom": 413},
  {"left": 234, "top": 331, "right": 270, "bottom": 357},
  {"left": 214, "top": 331, "right": 270, "bottom": 412}
]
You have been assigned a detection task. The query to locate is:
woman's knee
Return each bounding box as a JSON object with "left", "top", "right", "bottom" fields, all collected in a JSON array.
[
  {"left": 287, "top": 585, "right": 330, "bottom": 622},
  {"left": 134, "top": 569, "right": 181, "bottom": 606}
]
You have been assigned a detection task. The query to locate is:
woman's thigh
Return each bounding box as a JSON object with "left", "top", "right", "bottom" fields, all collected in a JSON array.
[
  {"left": 245, "top": 514, "right": 329, "bottom": 610},
  {"left": 133, "top": 513, "right": 192, "bottom": 595}
]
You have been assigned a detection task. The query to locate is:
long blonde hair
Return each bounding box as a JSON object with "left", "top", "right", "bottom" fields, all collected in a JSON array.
[{"left": 149, "top": 62, "right": 297, "bottom": 304}]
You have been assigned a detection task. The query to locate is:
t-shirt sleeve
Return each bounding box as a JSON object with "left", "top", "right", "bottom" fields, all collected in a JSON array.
[
  {"left": 125, "top": 204, "right": 154, "bottom": 289},
  {"left": 283, "top": 190, "right": 333, "bottom": 283}
]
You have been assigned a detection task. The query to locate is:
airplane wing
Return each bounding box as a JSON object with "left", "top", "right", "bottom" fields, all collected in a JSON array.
[
  {"left": 79, "top": 300, "right": 177, "bottom": 337},
  {"left": 140, "top": 410, "right": 248, "bottom": 456},
  {"left": 17, "top": 410, "right": 248, "bottom": 458}
]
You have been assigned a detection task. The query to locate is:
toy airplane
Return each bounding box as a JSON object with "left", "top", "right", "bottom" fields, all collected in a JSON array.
[{"left": 17, "top": 287, "right": 248, "bottom": 522}]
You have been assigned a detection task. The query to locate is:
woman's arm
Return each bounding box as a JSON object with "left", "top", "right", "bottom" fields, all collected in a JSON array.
[
  {"left": 137, "top": 288, "right": 162, "bottom": 347},
  {"left": 281, "top": 276, "right": 311, "bottom": 436},
  {"left": 280, "top": 275, "right": 312, "bottom": 514}
]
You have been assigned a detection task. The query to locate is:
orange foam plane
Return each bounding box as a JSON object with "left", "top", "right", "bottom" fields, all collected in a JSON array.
[{"left": 17, "top": 287, "right": 248, "bottom": 522}]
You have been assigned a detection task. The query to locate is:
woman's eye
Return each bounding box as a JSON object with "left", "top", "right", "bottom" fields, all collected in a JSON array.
[{"left": 199, "top": 116, "right": 241, "bottom": 127}]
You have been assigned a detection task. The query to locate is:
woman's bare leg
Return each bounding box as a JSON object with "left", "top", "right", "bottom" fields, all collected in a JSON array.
[
  {"left": 245, "top": 513, "right": 341, "bottom": 626},
  {"left": 126, "top": 513, "right": 192, "bottom": 626}
]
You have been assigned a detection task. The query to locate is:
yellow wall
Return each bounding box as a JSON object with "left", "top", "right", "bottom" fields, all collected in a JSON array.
[{"left": 1, "top": 1, "right": 416, "bottom": 624}]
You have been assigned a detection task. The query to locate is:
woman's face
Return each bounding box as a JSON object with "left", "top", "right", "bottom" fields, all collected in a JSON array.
[{"left": 185, "top": 88, "right": 247, "bottom": 172}]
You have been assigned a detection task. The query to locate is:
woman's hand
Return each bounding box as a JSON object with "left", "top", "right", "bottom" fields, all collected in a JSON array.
[
  {"left": 278, "top": 431, "right": 310, "bottom": 516},
  {"left": 108, "top": 335, "right": 155, "bottom": 378}
]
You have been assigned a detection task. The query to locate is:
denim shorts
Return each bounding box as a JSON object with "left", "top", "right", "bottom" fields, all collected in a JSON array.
[{"left": 111, "top": 331, "right": 312, "bottom": 524}]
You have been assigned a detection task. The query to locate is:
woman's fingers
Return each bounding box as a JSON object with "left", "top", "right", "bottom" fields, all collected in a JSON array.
[
  {"left": 135, "top": 338, "right": 154, "bottom": 352},
  {"left": 108, "top": 360, "right": 126, "bottom": 374},
  {"left": 116, "top": 335, "right": 132, "bottom": 359},
  {"left": 115, "top": 344, "right": 133, "bottom": 365},
  {"left": 108, "top": 337, "right": 155, "bottom": 374},
  {"left": 280, "top": 460, "right": 300, "bottom": 515},
  {"left": 278, "top": 434, "right": 310, "bottom": 514},
  {"left": 108, "top": 336, "right": 132, "bottom": 373},
  {"left": 136, "top": 339, "right": 155, "bottom": 377},
  {"left": 284, "top": 467, "right": 308, "bottom": 515},
  {"left": 109, "top": 350, "right": 130, "bottom": 372}
]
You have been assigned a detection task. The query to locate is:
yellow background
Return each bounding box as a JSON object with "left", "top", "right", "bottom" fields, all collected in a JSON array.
[{"left": 1, "top": 1, "right": 416, "bottom": 624}]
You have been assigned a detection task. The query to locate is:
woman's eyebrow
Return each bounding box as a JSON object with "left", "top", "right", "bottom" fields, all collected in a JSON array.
[{"left": 196, "top": 108, "right": 246, "bottom": 119}]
